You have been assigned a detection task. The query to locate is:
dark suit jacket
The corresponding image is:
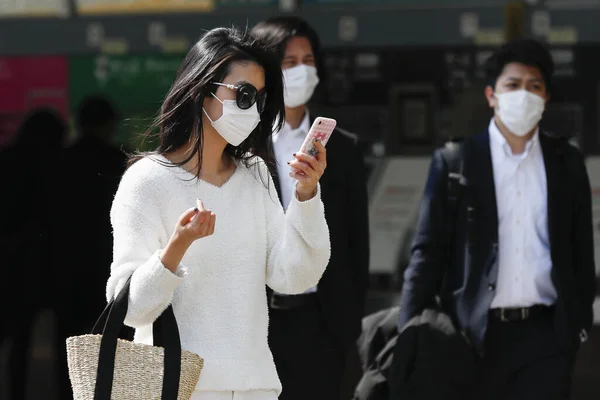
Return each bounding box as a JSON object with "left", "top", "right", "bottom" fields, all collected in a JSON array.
[
  {"left": 269, "top": 123, "right": 370, "bottom": 351},
  {"left": 398, "top": 129, "right": 596, "bottom": 353}
]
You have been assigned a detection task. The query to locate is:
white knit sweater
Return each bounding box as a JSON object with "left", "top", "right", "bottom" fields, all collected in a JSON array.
[{"left": 105, "top": 155, "right": 331, "bottom": 394}]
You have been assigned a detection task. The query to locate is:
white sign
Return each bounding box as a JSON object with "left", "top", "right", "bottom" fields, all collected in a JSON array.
[
  {"left": 86, "top": 23, "right": 105, "bottom": 47},
  {"left": 278, "top": 0, "right": 296, "bottom": 12},
  {"left": 148, "top": 22, "right": 166, "bottom": 46},
  {"left": 0, "top": 0, "right": 68, "bottom": 17},
  {"left": 459, "top": 12, "right": 479, "bottom": 38},
  {"left": 585, "top": 157, "right": 600, "bottom": 278},
  {"left": 369, "top": 157, "right": 431, "bottom": 274},
  {"left": 339, "top": 16, "right": 358, "bottom": 42},
  {"left": 586, "top": 156, "right": 600, "bottom": 323},
  {"left": 532, "top": 10, "right": 551, "bottom": 37}
]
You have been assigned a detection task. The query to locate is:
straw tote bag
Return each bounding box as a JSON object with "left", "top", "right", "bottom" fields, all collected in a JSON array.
[{"left": 66, "top": 277, "right": 203, "bottom": 399}]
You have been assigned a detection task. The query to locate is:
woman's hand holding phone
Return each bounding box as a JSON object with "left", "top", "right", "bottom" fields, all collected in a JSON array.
[
  {"left": 289, "top": 139, "right": 327, "bottom": 202},
  {"left": 288, "top": 116, "right": 335, "bottom": 201}
]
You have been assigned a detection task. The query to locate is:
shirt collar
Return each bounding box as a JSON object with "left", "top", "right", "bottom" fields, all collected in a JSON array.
[
  {"left": 273, "top": 111, "right": 311, "bottom": 143},
  {"left": 488, "top": 117, "right": 538, "bottom": 158}
]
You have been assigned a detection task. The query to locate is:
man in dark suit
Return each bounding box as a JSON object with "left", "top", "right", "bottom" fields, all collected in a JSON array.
[
  {"left": 251, "top": 17, "right": 370, "bottom": 400},
  {"left": 397, "top": 39, "right": 595, "bottom": 399}
]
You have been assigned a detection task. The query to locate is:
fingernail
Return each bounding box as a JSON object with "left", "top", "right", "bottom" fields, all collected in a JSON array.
[
  {"left": 293, "top": 153, "right": 297, "bottom": 156},
  {"left": 315, "top": 138, "right": 321, "bottom": 142},
  {"left": 287, "top": 161, "right": 291, "bottom": 165},
  {"left": 193, "top": 207, "right": 199, "bottom": 212}
]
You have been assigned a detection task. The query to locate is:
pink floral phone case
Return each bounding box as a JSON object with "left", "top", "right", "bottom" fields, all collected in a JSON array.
[{"left": 300, "top": 117, "right": 337, "bottom": 157}]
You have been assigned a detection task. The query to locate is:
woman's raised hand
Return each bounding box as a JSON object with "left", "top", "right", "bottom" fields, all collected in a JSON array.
[
  {"left": 160, "top": 200, "right": 216, "bottom": 273},
  {"left": 175, "top": 199, "right": 217, "bottom": 245}
]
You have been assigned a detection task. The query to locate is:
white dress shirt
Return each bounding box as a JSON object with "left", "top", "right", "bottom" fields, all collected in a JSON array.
[
  {"left": 272, "top": 113, "right": 310, "bottom": 210},
  {"left": 488, "top": 117, "right": 557, "bottom": 309},
  {"left": 272, "top": 112, "right": 317, "bottom": 294}
]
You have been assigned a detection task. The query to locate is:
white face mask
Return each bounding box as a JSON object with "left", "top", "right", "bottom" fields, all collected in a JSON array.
[
  {"left": 495, "top": 89, "right": 545, "bottom": 137},
  {"left": 203, "top": 93, "right": 261, "bottom": 146},
  {"left": 283, "top": 64, "right": 320, "bottom": 108}
]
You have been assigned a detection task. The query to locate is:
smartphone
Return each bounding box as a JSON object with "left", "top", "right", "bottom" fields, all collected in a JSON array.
[{"left": 299, "top": 117, "right": 337, "bottom": 157}]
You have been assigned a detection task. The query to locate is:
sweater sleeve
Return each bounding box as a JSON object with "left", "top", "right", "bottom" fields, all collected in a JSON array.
[
  {"left": 264, "top": 172, "right": 331, "bottom": 294},
  {"left": 105, "top": 171, "right": 187, "bottom": 328}
]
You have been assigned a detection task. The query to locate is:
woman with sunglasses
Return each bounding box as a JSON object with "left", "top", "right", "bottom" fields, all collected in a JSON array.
[{"left": 104, "top": 27, "right": 330, "bottom": 400}]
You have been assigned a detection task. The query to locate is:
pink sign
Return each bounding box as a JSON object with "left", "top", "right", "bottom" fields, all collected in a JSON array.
[{"left": 0, "top": 56, "right": 68, "bottom": 147}]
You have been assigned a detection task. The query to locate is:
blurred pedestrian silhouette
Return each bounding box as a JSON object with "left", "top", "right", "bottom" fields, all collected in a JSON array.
[
  {"left": 52, "top": 96, "right": 127, "bottom": 399},
  {"left": 0, "top": 108, "right": 67, "bottom": 400}
]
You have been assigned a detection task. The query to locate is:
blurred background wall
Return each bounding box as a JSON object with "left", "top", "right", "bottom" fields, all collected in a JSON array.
[{"left": 2, "top": 0, "right": 600, "bottom": 398}]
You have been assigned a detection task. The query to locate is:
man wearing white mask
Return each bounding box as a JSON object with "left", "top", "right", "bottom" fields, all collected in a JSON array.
[
  {"left": 251, "top": 17, "right": 370, "bottom": 400},
  {"left": 397, "top": 39, "right": 595, "bottom": 399}
]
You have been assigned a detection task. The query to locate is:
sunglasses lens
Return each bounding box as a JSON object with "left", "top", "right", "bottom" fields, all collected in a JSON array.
[{"left": 237, "top": 85, "right": 257, "bottom": 110}]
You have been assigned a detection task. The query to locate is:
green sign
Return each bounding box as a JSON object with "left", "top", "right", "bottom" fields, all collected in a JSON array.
[{"left": 69, "top": 54, "right": 185, "bottom": 150}]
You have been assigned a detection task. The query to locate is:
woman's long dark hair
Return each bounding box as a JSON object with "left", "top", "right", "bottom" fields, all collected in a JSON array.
[{"left": 132, "top": 26, "right": 285, "bottom": 182}]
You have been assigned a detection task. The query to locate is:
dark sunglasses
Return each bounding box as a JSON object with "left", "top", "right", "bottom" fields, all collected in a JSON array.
[{"left": 212, "top": 82, "right": 267, "bottom": 113}]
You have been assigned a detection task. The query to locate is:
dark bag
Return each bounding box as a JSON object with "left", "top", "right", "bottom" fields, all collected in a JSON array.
[{"left": 353, "top": 307, "right": 401, "bottom": 400}]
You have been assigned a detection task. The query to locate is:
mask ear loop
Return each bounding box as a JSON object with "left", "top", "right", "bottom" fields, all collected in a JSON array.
[
  {"left": 202, "top": 108, "right": 214, "bottom": 124},
  {"left": 202, "top": 92, "right": 223, "bottom": 124}
]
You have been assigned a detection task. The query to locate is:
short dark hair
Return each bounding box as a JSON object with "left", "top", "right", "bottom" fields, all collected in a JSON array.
[
  {"left": 484, "top": 38, "right": 555, "bottom": 90},
  {"left": 250, "top": 16, "right": 321, "bottom": 64},
  {"left": 16, "top": 108, "right": 66, "bottom": 148},
  {"left": 76, "top": 95, "right": 119, "bottom": 135},
  {"left": 134, "top": 26, "right": 285, "bottom": 184}
]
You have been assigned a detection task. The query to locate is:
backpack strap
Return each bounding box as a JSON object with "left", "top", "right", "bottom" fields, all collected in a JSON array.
[
  {"left": 438, "top": 138, "right": 468, "bottom": 295},
  {"left": 552, "top": 135, "right": 584, "bottom": 211},
  {"left": 440, "top": 139, "right": 467, "bottom": 245}
]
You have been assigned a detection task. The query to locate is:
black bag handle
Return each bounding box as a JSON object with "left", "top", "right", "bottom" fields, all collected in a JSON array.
[
  {"left": 442, "top": 140, "right": 465, "bottom": 215},
  {"left": 91, "top": 277, "right": 182, "bottom": 400},
  {"left": 439, "top": 139, "right": 468, "bottom": 297}
]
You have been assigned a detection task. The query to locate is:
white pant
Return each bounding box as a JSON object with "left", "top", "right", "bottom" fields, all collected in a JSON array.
[{"left": 191, "top": 390, "right": 278, "bottom": 400}]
